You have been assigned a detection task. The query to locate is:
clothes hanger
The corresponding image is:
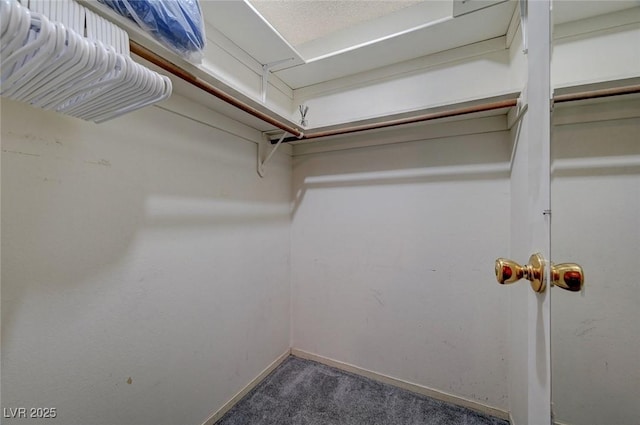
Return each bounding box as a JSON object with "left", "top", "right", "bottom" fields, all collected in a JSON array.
[
  {"left": 1, "top": 0, "right": 30, "bottom": 57},
  {"left": 43, "top": 40, "right": 117, "bottom": 110},
  {"left": 0, "top": 0, "right": 172, "bottom": 122},
  {"left": 61, "top": 53, "right": 131, "bottom": 116},
  {"left": 72, "top": 57, "right": 152, "bottom": 118},
  {"left": 29, "top": 33, "right": 98, "bottom": 107},
  {"left": 1, "top": 13, "right": 56, "bottom": 92},
  {"left": 92, "top": 75, "right": 172, "bottom": 123},
  {"left": 8, "top": 20, "right": 79, "bottom": 99},
  {"left": 0, "top": 0, "right": 13, "bottom": 40}
]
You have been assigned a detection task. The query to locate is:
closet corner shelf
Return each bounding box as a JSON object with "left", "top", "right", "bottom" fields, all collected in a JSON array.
[{"left": 74, "top": 1, "right": 640, "bottom": 144}]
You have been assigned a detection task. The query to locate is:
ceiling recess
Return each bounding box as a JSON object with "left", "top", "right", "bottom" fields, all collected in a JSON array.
[{"left": 248, "top": 0, "right": 422, "bottom": 47}]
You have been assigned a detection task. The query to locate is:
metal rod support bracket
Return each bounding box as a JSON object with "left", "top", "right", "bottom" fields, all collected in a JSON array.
[
  {"left": 519, "top": 0, "right": 528, "bottom": 54},
  {"left": 258, "top": 132, "right": 288, "bottom": 177},
  {"left": 261, "top": 58, "right": 294, "bottom": 103},
  {"left": 510, "top": 91, "right": 529, "bottom": 128}
]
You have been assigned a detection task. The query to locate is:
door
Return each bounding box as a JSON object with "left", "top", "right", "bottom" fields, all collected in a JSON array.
[
  {"left": 549, "top": 11, "right": 640, "bottom": 423},
  {"left": 502, "top": 2, "right": 637, "bottom": 423},
  {"left": 550, "top": 99, "right": 640, "bottom": 425},
  {"left": 506, "top": 1, "right": 553, "bottom": 423}
]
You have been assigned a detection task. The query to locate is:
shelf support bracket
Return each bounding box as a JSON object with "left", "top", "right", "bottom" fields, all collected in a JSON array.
[
  {"left": 258, "top": 132, "right": 288, "bottom": 178},
  {"left": 519, "top": 0, "right": 528, "bottom": 54},
  {"left": 261, "top": 58, "right": 294, "bottom": 103}
]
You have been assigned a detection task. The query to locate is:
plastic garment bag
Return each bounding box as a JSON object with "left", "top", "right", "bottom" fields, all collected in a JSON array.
[{"left": 99, "top": 0, "right": 206, "bottom": 63}]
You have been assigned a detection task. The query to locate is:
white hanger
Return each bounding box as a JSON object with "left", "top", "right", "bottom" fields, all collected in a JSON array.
[
  {"left": 72, "top": 57, "right": 152, "bottom": 118},
  {"left": 42, "top": 40, "right": 117, "bottom": 110},
  {"left": 60, "top": 53, "right": 131, "bottom": 116},
  {"left": 1, "top": 0, "right": 30, "bottom": 57},
  {"left": 0, "top": 0, "right": 172, "bottom": 122},
  {"left": 29, "top": 32, "right": 98, "bottom": 106},
  {"left": 10, "top": 22, "right": 83, "bottom": 101},
  {"left": 86, "top": 71, "right": 162, "bottom": 119},
  {"left": 0, "top": 3, "right": 30, "bottom": 79},
  {"left": 1, "top": 13, "right": 56, "bottom": 91},
  {"left": 92, "top": 76, "right": 172, "bottom": 123},
  {"left": 0, "top": 0, "right": 13, "bottom": 39}
]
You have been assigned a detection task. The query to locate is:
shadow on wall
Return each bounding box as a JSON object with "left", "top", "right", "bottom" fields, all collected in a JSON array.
[
  {"left": 552, "top": 116, "right": 640, "bottom": 178},
  {"left": 298, "top": 45, "right": 513, "bottom": 128},
  {"left": 1, "top": 98, "right": 290, "bottom": 344},
  {"left": 550, "top": 112, "right": 640, "bottom": 425},
  {"left": 291, "top": 130, "right": 512, "bottom": 218},
  {"left": 2, "top": 102, "right": 146, "bottom": 342}
]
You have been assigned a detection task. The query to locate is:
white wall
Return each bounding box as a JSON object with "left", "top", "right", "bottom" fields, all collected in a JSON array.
[
  {"left": 1, "top": 97, "right": 291, "bottom": 425},
  {"left": 2, "top": 6, "right": 637, "bottom": 425},
  {"left": 551, "top": 107, "right": 640, "bottom": 425},
  {"left": 290, "top": 123, "right": 512, "bottom": 411},
  {"left": 552, "top": 8, "right": 640, "bottom": 88},
  {"left": 293, "top": 37, "right": 519, "bottom": 129},
  {"left": 290, "top": 7, "right": 639, "bottom": 130}
]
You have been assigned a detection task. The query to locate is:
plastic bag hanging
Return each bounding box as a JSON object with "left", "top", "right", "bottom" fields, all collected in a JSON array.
[{"left": 99, "top": 0, "right": 206, "bottom": 63}]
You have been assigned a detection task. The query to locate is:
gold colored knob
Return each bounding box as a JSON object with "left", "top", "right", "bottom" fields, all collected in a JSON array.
[
  {"left": 494, "top": 253, "right": 546, "bottom": 293},
  {"left": 495, "top": 258, "right": 525, "bottom": 284},
  {"left": 552, "top": 263, "right": 584, "bottom": 292}
]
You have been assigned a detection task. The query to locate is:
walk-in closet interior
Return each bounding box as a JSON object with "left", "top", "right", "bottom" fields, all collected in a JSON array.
[{"left": 2, "top": 0, "right": 639, "bottom": 424}]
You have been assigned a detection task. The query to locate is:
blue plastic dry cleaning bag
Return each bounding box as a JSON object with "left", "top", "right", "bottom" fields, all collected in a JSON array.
[{"left": 99, "top": 0, "right": 206, "bottom": 63}]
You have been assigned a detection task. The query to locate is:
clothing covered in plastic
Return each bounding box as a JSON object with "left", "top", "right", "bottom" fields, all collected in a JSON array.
[{"left": 99, "top": 0, "right": 205, "bottom": 63}]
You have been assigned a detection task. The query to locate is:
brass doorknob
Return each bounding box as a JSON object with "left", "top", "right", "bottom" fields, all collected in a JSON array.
[
  {"left": 495, "top": 253, "right": 546, "bottom": 293},
  {"left": 552, "top": 263, "right": 584, "bottom": 291},
  {"left": 495, "top": 258, "right": 525, "bottom": 284},
  {"left": 495, "top": 254, "right": 585, "bottom": 293}
]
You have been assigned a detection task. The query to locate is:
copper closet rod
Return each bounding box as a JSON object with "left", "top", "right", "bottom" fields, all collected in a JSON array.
[
  {"left": 130, "top": 41, "right": 304, "bottom": 138},
  {"left": 130, "top": 41, "right": 640, "bottom": 143}
]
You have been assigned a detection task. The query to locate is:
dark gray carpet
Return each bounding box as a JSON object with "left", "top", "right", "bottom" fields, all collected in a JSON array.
[{"left": 216, "top": 356, "right": 509, "bottom": 425}]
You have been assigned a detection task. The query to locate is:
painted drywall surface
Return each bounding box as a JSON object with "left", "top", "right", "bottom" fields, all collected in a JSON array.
[
  {"left": 552, "top": 9, "right": 640, "bottom": 88},
  {"left": 1, "top": 98, "right": 291, "bottom": 425},
  {"left": 200, "top": 26, "right": 295, "bottom": 121},
  {"left": 291, "top": 9, "right": 638, "bottom": 130},
  {"left": 290, "top": 130, "right": 512, "bottom": 410},
  {"left": 551, "top": 115, "right": 640, "bottom": 425},
  {"left": 294, "top": 41, "right": 515, "bottom": 128}
]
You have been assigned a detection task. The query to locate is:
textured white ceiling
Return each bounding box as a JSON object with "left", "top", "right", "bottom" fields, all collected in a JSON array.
[{"left": 249, "top": 0, "right": 422, "bottom": 47}]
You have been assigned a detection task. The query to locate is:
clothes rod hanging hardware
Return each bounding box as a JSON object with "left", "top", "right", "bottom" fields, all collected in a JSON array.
[
  {"left": 509, "top": 91, "right": 529, "bottom": 128},
  {"left": 129, "top": 38, "right": 640, "bottom": 144},
  {"left": 519, "top": 0, "right": 528, "bottom": 54},
  {"left": 271, "top": 83, "right": 640, "bottom": 144},
  {"left": 299, "top": 104, "right": 309, "bottom": 127},
  {"left": 554, "top": 85, "right": 640, "bottom": 103},
  {"left": 272, "top": 98, "right": 518, "bottom": 144},
  {"left": 258, "top": 132, "right": 288, "bottom": 178},
  {"left": 129, "top": 41, "right": 304, "bottom": 138},
  {"left": 261, "top": 58, "right": 294, "bottom": 103}
]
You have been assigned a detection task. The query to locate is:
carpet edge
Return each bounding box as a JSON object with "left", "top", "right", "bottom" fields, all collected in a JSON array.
[
  {"left": 290, "top": 348, "right": 509, "bottom": 421},
  {"left": 200, "top": 348, "right": 292, "bottom": 425}
]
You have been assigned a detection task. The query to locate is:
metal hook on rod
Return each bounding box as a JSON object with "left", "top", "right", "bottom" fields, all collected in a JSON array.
[{"left": 299, "top": 104, "right": 309, "bottom": 127}]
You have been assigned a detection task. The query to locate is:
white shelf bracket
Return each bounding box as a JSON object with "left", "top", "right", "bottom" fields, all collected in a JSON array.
[
  {"left": 519, "top": 0, "right": 528, "bottom": 54},
  {"left": 508, "top": 87, "right": 529, "bottom": 129},
  {"left": 258, "top": 132, "right": 288, "bottom": 178},
  {"left": 261, "top": 58, "right": 294, "bottom": 103}
]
